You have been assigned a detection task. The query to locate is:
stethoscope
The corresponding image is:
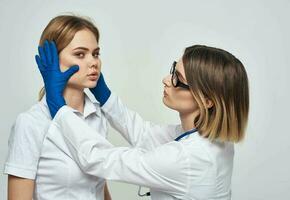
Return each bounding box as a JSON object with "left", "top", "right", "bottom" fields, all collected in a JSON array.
[{"left": 138, "top": 128, "right": 198, "bottom": 197}]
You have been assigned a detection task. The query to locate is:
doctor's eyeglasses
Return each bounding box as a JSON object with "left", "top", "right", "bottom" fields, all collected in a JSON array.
[{"left": 170, "top": 61, "right": 190, "bottom": 90}]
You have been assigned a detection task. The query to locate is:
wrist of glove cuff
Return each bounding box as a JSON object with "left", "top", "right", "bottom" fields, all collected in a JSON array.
[{"left": 46, "top": 95, "right": 66, "bottom": 118}]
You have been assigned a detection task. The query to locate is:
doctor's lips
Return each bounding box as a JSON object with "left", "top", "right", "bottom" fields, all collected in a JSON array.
[
  {"left": 163, "top": 89, "right": 168, "bottom": 97},
  {"left": 87, "top": 72, "right": 99, "bottom": 81}
]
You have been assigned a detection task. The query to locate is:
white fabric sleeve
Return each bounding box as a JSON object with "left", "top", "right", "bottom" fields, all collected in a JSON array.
[
  {"left": 53, "top": 106, "right": 188, "bottom": 196},
  {"left": 101, "top": 94, "right": 182, "bottom": 149},
  {"left": 4, "top": 113, "right": 44, "bottom": 179}
]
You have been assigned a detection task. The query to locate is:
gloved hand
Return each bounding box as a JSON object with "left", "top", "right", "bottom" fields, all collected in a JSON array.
[
  {"left": 35, "top": 40, "right": 79, "bottom": 118},
  {"left": 90, "top": 73, "right": 111, "bottom": 106}
]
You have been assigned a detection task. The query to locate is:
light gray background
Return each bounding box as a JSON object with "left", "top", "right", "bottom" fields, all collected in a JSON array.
[{"left": 1, "top": 0, "right": 290, "bottom": 199}]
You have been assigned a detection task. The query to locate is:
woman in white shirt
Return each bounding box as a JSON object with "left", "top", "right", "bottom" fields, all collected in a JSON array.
[
  {"left": 37, "top": 43, "right": 249, "bottom": 199},
  {"left": 4, "top": 15, "right": 111, "bottom": 200}
]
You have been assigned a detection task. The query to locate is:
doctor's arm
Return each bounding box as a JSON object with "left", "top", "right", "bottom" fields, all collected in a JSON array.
[
  {"left": 8, "top": 175, "right": 34, "bottom": 200},
  {"left": 52, "top": 106, "right": 187, "bottom": 195},
  {"left": 92, "top": 74, "right": 181, "bottom": 149},
  {"left": 102, "top": 93, "right": 181, "bottom": 148}
]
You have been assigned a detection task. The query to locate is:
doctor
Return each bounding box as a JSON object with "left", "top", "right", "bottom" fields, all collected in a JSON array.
[{"left": 36, "top": 41, "right": 249, "bottom": 200}]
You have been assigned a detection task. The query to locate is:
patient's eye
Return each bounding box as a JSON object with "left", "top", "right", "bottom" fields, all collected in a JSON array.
[
  {"left": 74, "top": 52, "right": 85, "bottom": 58},
  {"left": 93, "top": 51, "right": 100, "bottom": 58}
]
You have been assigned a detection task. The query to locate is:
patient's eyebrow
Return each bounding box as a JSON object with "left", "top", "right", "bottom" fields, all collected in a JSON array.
[{"left": 73, "top": 47, "right": 100, "bottom": 51}]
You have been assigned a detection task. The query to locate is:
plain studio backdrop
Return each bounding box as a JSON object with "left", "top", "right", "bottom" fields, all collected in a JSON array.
[{"left": 0, "top": 0, "right": 289, "bottom": 199}]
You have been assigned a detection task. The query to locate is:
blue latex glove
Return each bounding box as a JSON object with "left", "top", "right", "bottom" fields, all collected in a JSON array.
[
  {"left": 90, "top": 73, "right": 111, "bottom": 106},
  {"left": 35, "top": 40, "right": 79, "bottom": 118}
]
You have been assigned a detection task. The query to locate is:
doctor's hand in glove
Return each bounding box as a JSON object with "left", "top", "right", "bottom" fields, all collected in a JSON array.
[
  {"left": 35, "top": 40, "right": 79, "bottom": 118},
  {"left": 90, "top": 73, "right": 111, "bottom": 107}
]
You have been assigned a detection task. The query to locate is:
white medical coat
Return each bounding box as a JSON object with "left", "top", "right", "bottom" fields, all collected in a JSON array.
[{"left": 51, "top": 94, "right": 234, "bottom": 200}]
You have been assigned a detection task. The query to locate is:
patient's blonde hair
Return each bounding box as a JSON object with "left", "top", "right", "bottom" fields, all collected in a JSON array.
[
  {"left": 183, "top": 45, "right": 249, "bottom": 143},
  {"left": 38, "top": 14, "right": 100, "bottom": 100}
]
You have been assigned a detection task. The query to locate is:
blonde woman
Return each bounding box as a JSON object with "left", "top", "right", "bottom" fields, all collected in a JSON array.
[
  {"left": 37, "top": 44, "right": 249, "bottom": 200},
  {"left": 4, "top": 15, "right": 111, "bottom": 200}
]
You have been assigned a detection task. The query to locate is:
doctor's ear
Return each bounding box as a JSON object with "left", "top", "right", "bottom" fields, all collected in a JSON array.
[{"left": 205, "top": 98, "right": 214, "bottom": 109}]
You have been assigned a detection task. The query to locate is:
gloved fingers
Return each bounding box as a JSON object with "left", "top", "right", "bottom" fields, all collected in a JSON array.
[
  {"left": 96, "top": 73, "right": 105, "bottom": 85},
  {"left": 38, "top": 46, "right": 47, "bottom": 66},
  {"left": 50, "top": 41, "right": 59, "bottom": 66},
  {"left": 44, "top": 40, "right": 52, "bottom": 66},
  {"left": 99, "top": 72, "right": 104, "bottom": 79},
  {"left": 35, "top": 55, "right": 45, "bottom": 72},
  {"left": 63, "top": 65, "right": 79, "bottom": 80}
]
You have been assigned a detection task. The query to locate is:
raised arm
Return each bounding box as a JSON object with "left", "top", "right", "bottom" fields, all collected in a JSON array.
[
  {"left": 91, "top": 74, "right": 181, "bottom": 149},
  {"left": 50, "top": 106, "right": 188, "bottom": 196},
  {"left": 101, "top": 93, "right": 181, "bottom": 149}
]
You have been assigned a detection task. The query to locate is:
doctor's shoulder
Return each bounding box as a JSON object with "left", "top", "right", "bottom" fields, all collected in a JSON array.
[{"left": 182, "top": 132, "right": 234, "bottom": 163}]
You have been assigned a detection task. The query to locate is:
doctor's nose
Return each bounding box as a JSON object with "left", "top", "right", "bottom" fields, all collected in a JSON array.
[{"left": 162, "top": 75, "right": 171, "bottom": 87}]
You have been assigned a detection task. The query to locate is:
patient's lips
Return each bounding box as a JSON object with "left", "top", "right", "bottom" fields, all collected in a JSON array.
[{"left": 87, "top": 72, "right": 99, "bottom": 81}]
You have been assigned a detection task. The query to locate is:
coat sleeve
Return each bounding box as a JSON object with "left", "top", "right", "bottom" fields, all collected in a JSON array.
[
  {"left": 52, "top": 106, "right": 188, "bottom": 196},
  {"left": 101, "top": 94, "right": 182, "bottom": 149}
]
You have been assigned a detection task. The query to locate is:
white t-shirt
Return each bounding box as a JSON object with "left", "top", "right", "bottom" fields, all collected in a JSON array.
[{"left": 4, "top": 94, "right": 108, "bottom": 200}]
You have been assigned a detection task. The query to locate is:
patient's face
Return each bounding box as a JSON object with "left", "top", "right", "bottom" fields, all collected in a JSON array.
[{"left": 59, "top": 29, "right": 101, "bottom": 90}]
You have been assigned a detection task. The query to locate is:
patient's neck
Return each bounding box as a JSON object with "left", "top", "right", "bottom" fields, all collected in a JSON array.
[{"left": 63, "top": 86, "right": 85, "bottom": 114}]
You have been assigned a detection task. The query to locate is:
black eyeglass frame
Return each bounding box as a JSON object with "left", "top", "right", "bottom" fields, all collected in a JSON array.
[{"left": 170, "top": 61, "right": 190, "bottom": 90}]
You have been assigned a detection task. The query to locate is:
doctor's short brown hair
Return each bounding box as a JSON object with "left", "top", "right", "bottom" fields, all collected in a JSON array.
[{"left": 183, "top": 45, "right": 249, "bottom": 143}]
